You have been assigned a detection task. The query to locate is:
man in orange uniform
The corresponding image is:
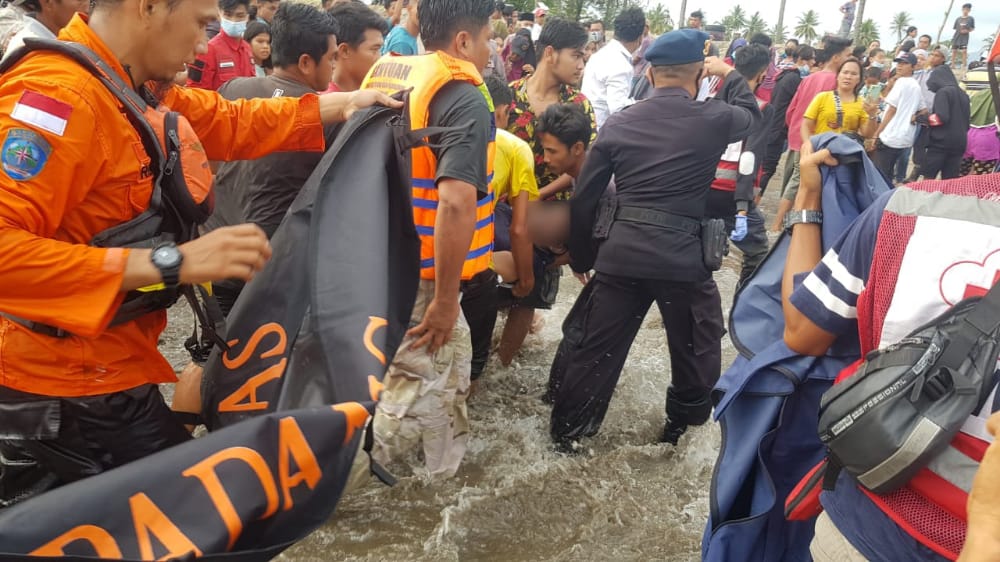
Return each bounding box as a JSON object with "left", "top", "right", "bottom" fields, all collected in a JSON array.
[
  {"left": 0, "top": 0, "right": 397, "bottom": 504},
  {"left": 360, "top": 0, "right": 496, "bottom": 479}
]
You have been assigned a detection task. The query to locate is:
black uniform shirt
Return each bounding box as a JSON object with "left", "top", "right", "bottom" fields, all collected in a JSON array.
[{"left": 570, "top": 70, "right": 760, "bottom": 281}]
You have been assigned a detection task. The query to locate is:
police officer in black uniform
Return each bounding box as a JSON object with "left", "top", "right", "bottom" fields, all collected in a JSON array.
[{"left": 550, "top": 29, "right": 760, "bottom": 450}]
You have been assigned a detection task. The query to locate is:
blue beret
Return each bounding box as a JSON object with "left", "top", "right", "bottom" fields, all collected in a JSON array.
[{"left": 645, "top": 29, "right": 711, "bottom": 66}]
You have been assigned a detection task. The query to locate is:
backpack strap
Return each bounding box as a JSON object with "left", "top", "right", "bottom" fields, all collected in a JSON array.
[{"left": 934, "top": 282, "right": 1000, "bottom": 380}]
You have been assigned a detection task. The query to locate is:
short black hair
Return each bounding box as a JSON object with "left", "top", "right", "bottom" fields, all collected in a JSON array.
[
  {"left": 536, "top": 103, "right": 593, "bottom": 150},
  {"left": 329, "top": 1, "right": 389, "bottom": 48},
  {"left": 852, "top": 46, "right": 866, "bottom": 59},
  {"left": 749, "top": 33, "right": 772, "bottom": 48},
  {"left": 484, "top": 75, "right": 513, "bottom": 107},
  {"left": 814, "top": 47, "right": 831, "bottom": 65},
  {"left": 243, "top": 20, "right": 270, "bottom": 42},
  {"left": 613, "top": 6, "right": 645, "bottom": 43},
  {"left": 786, "top": 38, "right": 800, "bottom": 46},
  {"left": 796, "top": 45, "right": 815, "bottom": 62},
  {"left": 865, "top": 66, "right": 882, "bottom": 79},
  {"left": 270, "top": 3, "right": 339, "bottom": 68},
  {"left": 589, "top": 20, "right": 604, "bottom": 28},
  {"left": 419, "top": 0, "right": 494, "bottom": 51},
  {"left": 219, "top": 0, "right": 249, "bottom": 13},
  {"left": 906, "top": 26, "right": 917, "bottom": 34},
  {"left": 690, "top": 10, "right": 703, "bottom": 19},
  {"left": 823, "top": 35, "right": 853, "bottom": 58},
  {"left": 962, "top": 3, "right": 972, "bottom": 9},
  {"left": 536, "top": 17, "right": 587, "bottom": 59},
  {"left": 733, "top": 44, "right": 770, "bottom": 80}
]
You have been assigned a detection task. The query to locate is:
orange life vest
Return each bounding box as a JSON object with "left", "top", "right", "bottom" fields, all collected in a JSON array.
[{"left": 361, "top": 51, "right": 496, "bottom": 281}]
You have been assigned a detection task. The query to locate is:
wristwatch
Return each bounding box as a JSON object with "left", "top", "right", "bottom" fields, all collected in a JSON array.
[
  {"left": 151, "top": 242, "right": 184, "bottom": 288},
  {"left": 783, "top": 209, "right": 824, "bottom": 232}
]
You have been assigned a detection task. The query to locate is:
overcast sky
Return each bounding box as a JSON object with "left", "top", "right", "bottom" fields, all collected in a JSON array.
[{"left": 652, "top": 1, "right": 999, "bottom": 54}]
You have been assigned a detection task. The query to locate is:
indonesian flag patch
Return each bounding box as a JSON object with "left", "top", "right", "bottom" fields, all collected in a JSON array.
[{"left": 11, "top": 91, "right": 72, "bottom": 136}]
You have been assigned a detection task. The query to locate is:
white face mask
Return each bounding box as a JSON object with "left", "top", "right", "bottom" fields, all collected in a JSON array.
[{"left": 220, "top": 17, "right": 248, "bottom": 39}]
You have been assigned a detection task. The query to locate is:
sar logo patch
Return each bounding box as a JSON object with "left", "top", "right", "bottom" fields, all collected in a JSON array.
[{"left": 2, "top": 128, "right": 51, "bottom": 181}]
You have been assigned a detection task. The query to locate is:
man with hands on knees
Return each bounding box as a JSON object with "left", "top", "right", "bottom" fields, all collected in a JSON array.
[{"left": 0, "top": 0, "right": 398, "bottom": 505}]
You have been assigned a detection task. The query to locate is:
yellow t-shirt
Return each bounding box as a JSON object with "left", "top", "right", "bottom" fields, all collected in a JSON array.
[
  {"left": 803, "top": 91, "right": 869, "bottom": 135},
  {"left": 492, "top": 129, "right": 539, "bottom": 202}
]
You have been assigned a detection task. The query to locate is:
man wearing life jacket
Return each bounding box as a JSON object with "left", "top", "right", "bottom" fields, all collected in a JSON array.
[
  {"left": 782, "top": 137, "right": 1000, "bottom": 559},
  {"left": 0, "top": 0, "right": 398, "bottom": 504},
  {"left": 360, "top": 0, "right": 497, "bottom": 479},
  {"left": 705, "top": 43, "right": 771, "bottom": 286}
]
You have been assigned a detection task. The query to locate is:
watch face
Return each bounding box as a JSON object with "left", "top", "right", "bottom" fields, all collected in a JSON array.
[{"left": 152, "top": 246, "right": 182, "bottom": 268}]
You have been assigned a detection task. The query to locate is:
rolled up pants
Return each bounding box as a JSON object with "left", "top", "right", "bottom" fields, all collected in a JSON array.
[
  {"left": 550, "top": 273, "right": 724, "bottom": 441},
  {"left": 372, "top": 280, "right": 472, "bottom": 478}
]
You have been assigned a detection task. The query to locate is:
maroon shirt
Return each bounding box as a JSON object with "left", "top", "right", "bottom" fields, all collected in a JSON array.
[{"left": 186, "top": 32, "right": 255, "bottom": 91}]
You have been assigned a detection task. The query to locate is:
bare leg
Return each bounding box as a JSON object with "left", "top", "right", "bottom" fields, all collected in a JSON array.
[
  {"left": 771, "top": 198, "right": 794, "bottom": 232},
  {"left": 498, "top": 306, "right": 535, "bottom": 366}
]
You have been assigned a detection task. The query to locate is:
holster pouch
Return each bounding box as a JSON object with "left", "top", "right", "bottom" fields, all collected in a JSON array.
[
  {"left": 700, "top": 218, "right": 729, "bottom": 271},
  {"left": 593, "top": 195, "right": 618, "bottom": 241}
]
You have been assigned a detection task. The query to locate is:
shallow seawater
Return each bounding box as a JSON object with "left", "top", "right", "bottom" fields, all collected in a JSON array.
[{"left": 161, "top": 189, "right": 785, "bottom": 562}]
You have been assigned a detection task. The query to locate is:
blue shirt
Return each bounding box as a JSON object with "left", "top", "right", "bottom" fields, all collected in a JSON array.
[{"left": 382, "top": 26, "right": 417, "bottom": 56}]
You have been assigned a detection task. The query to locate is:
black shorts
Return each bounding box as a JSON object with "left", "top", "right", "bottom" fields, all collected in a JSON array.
[
  {"left": 952, "top": 34, "right": 969, "bottom": 50},
  {"left": 497, "top": 248, "right": 561, "bottom": 310}
]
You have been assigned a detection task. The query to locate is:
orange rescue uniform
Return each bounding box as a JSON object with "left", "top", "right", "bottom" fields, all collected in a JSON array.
[{"left": 0, "top": 15, "right": 325, "bottom": 398}]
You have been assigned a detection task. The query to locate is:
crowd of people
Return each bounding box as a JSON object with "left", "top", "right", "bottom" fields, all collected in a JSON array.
[{"left": 0, "top": 0, "right": 999, "bottom": 560}]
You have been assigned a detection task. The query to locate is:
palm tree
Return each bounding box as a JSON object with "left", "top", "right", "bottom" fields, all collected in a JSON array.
[
  {"left": 646, "top": 3, "right": 673, "bottom": 35},
  {"left": 775, "top": 0, "right": 788, "bottom": 48},
  {"left": 855, "top": 19, "right": 880, "bottom": 49},
  {"left": 795, "top": 10, "right": 820, "bottom": 45},
  {"left": 718, "top": 5, "right": 747, "bottom": 40},
  {"left": 936, "top": 0, "right": 955, "bottom": 45},
  {"left": 771, "top": 23, "right": 788, "bottom": 43},
  {"left": 852, "top": 0, "right": 867, "bottom": 43},
  {"left": 745, "top": 12, "right": 768, "bottom": 39},
  {"left": 890, "top": 11, "right": 913, "bottom": 43}
]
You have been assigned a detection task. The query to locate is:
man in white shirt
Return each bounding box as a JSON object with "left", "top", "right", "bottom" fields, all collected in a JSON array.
[
  {"left": 873, "top": 53, "right": 927, "bottom": 184},
  {"left": 0, "top": 0, "right": 87, "bottom": 62},
  {"left": 581, "top": 5, "right": 644, "bottom": 130},
  {"left": 531, "top": 4, "right": 547, "bottom": 41}
]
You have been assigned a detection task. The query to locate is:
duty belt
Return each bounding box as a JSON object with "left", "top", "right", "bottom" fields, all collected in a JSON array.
[{"left": 615, "top": 206, "right": 701, "bottom": 235}]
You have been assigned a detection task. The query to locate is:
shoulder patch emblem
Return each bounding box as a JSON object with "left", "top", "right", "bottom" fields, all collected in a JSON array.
[{"left": 2, "top": 128, "right": 52, "bottom": 181}]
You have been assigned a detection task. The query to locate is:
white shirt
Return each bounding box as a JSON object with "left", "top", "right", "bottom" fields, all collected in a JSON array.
[
  {"left": 1, "top": 16, "right": 55, "bottom": 64},
  {"left": 531, "top": 23, "right": 542, "bottom": 41},
  {"left": 581, "top": 39, "right": 635, "bottom": 129},
  {"left": 878, "top": 76, "right": 927, "bottom": 149}
]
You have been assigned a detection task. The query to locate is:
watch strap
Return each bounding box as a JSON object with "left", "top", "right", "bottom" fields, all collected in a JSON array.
[{"left": 784, "top": 209, "right": 824, "bottom": 232}]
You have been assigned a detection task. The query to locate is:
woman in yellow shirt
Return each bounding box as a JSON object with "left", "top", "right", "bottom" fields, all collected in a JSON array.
[{"left": 801, "top": 57, "right": 878, "bottom": 150}]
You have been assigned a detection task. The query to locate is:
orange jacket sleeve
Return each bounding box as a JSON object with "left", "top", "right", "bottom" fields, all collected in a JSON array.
[
  {"left": 0, "top": 79, "right": 127, "bottom": 338},
  {"left": 162, "top": 85, "right": 326, "bottom": 162}
]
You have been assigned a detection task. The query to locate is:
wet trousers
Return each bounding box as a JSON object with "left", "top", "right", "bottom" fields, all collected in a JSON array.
[
  {"left": 372, "top": 280, "right": 472, "bottom": 478},
  {"left": 0, "top": 384, "right": 190, "bottom": 505},
  {"left": 549, "top": 273, "right": 724, "bottom": 441}
]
